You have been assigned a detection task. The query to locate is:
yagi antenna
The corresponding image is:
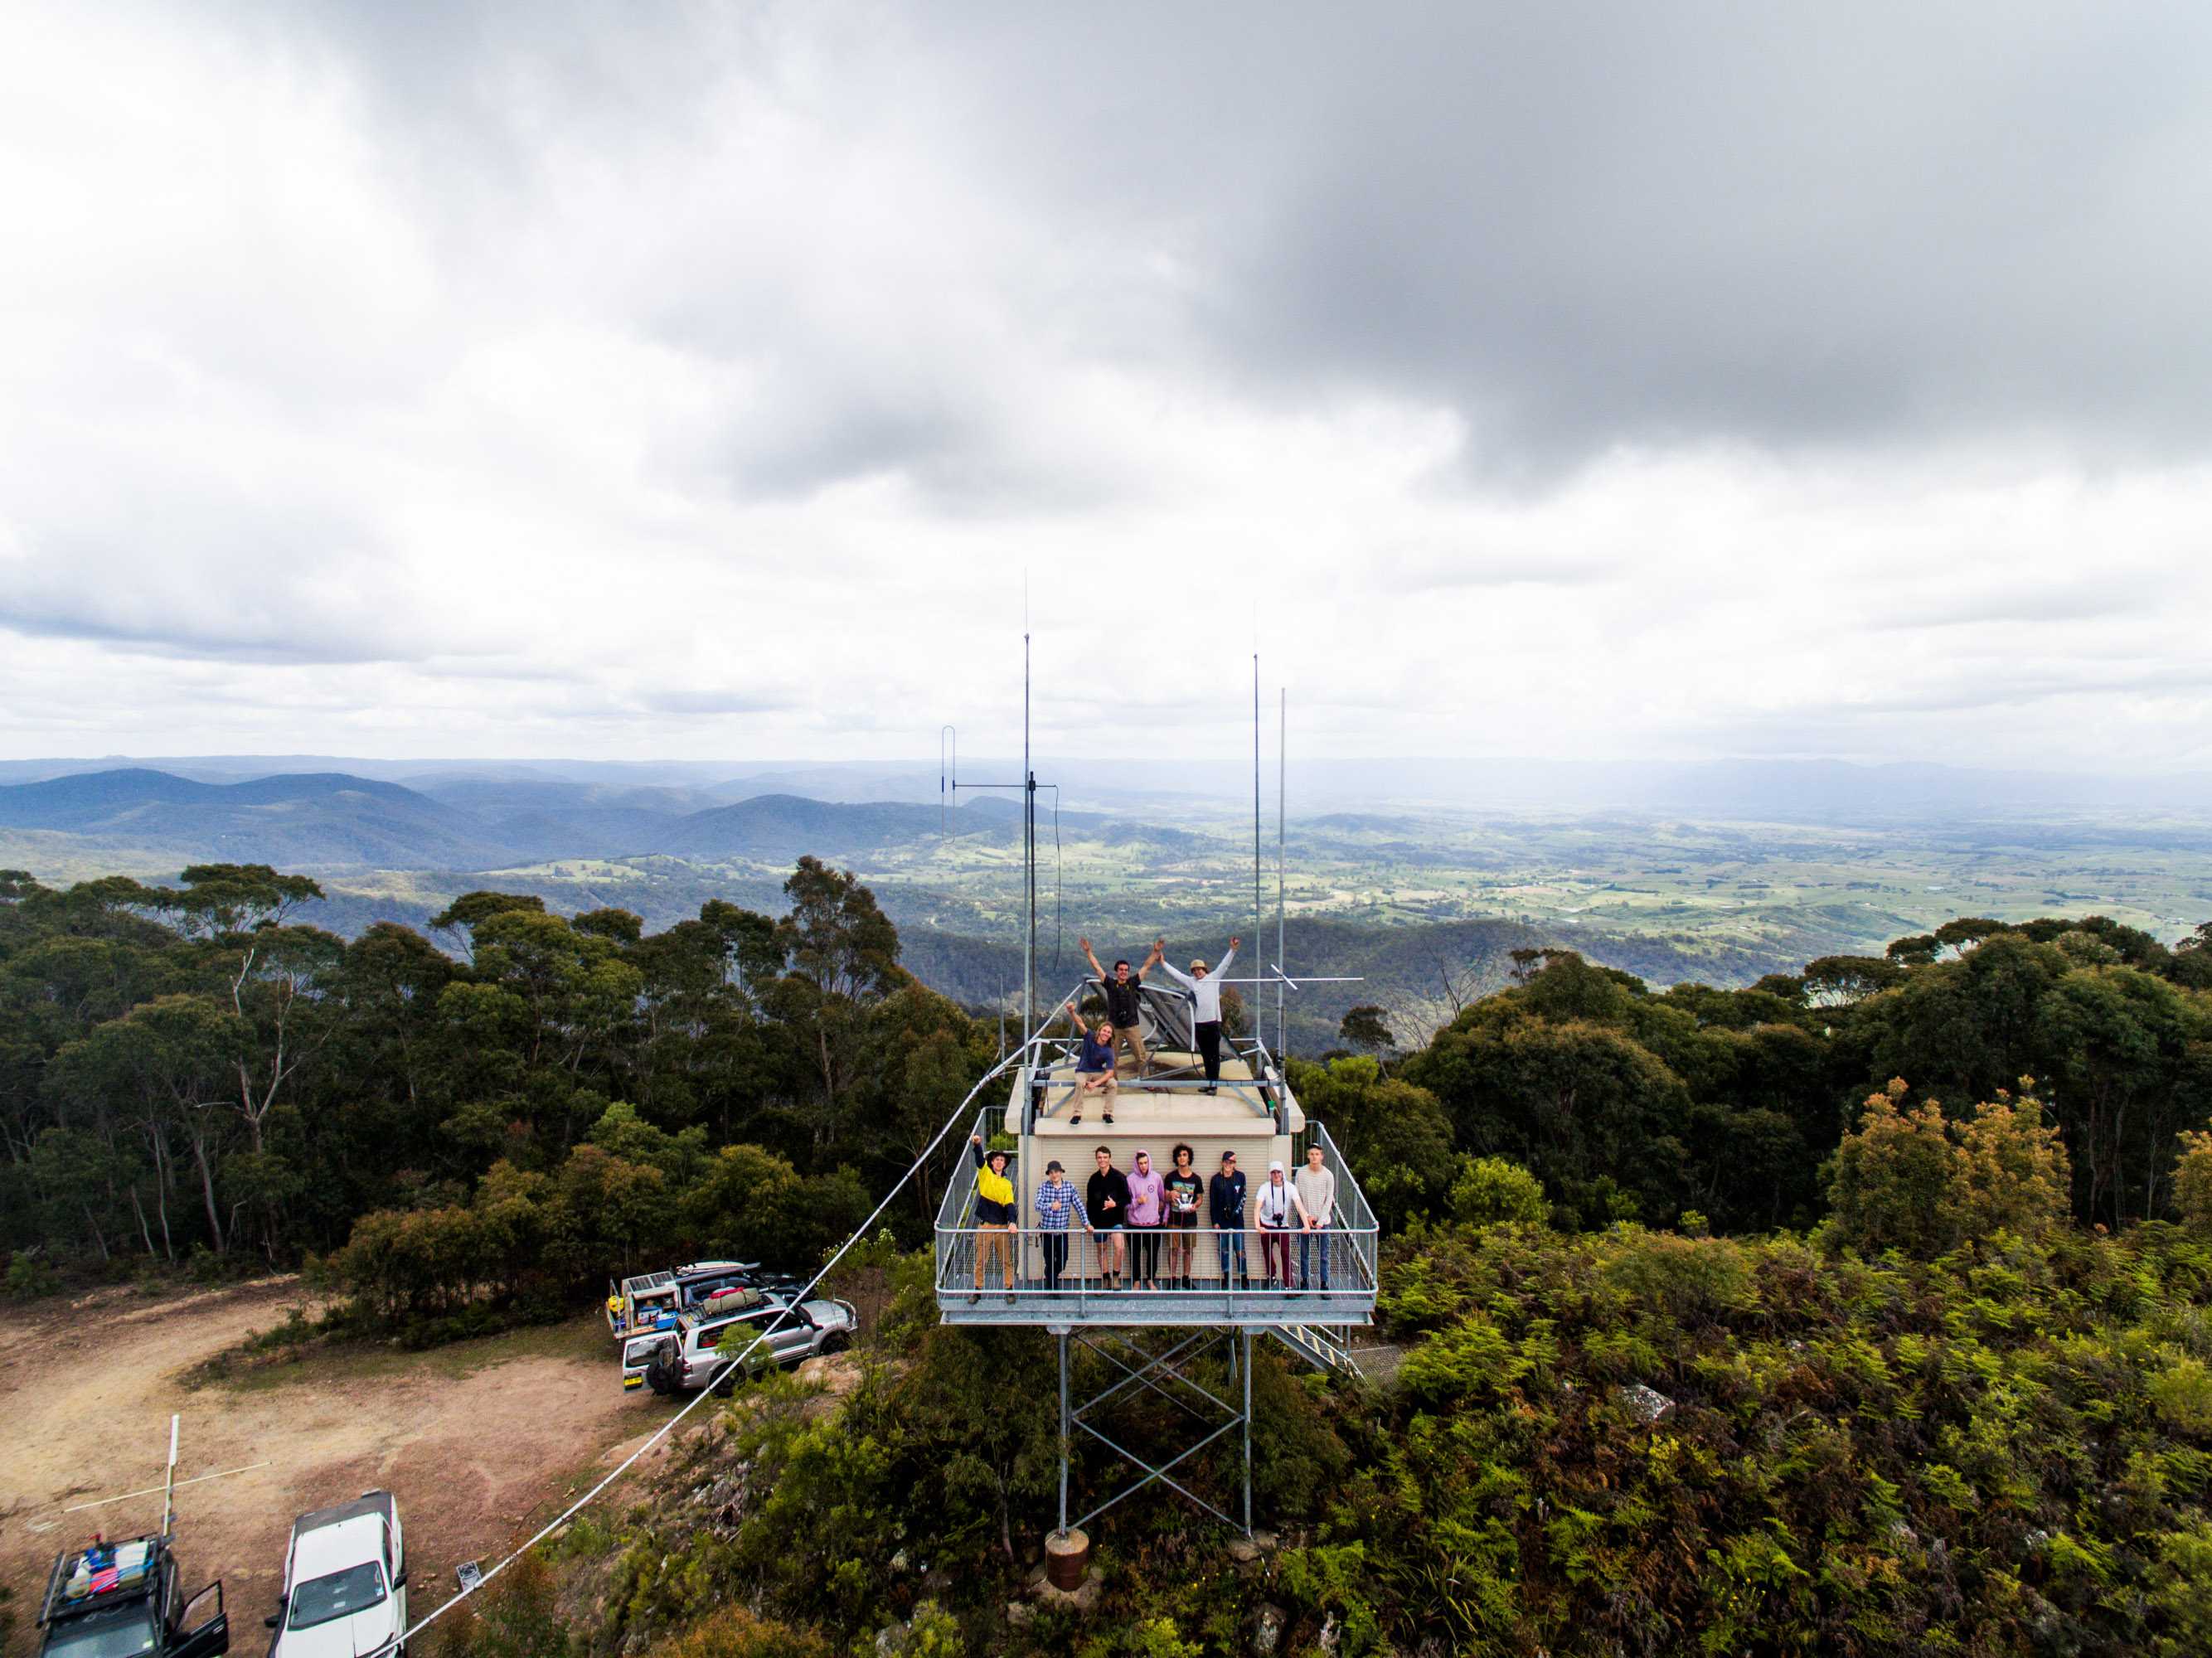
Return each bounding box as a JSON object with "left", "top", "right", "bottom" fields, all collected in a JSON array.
[
  {"left": 939, "top": 725, "right": 956, "bottom": 836},
  {"left": 939, "top": 633, "right": 1054, "bottom": 1040}
]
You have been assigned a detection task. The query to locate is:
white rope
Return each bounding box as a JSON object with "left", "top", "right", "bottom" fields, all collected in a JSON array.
[{"left": 368, "top": 1046, "right": 1023, "bottom": 1656}]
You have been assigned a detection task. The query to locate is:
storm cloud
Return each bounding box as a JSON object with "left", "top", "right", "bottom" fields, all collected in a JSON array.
[{"left": 2, "top": 1, "right": 2208, "bottom": 771}]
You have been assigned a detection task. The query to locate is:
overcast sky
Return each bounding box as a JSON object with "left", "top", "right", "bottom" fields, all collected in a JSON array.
[{"left": 4, "top": 2, "right": 2210, "bottom": 772}]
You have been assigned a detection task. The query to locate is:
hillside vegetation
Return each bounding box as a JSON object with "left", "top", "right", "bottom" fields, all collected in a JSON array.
[{"left": 8, "top": 861, "right": 2212, "bottom": 1654}]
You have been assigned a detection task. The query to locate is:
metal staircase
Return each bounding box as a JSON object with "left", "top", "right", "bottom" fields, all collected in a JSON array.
[{"left": 1267, "top": 1322, "right": 1361, "bottom": 1380}]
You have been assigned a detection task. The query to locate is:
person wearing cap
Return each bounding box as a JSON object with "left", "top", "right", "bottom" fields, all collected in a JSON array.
[
  {"left": 1080, "top": 935, "right": 1163, "bottom": 1078},
  {"left": 1124, "top": 1149, "right": 1167, "bottom": 1290},
  {"left": 1153, "top": 935, "right": 1239, "bottom": 1093},
  {"left": 1255, "top": 1160, "right": 1295, "bottom": 1288},
  {"left": 1088, "top": 1146, "right": 1132, "bottom": 1288},
  {"left": 1208, "top": 1149, "right": 1249, "bottom": 1290},
  {"left": 1033, "top": 1156, "right": 1091, "bottom": 1292},
  {"left": 969, "top": 1132, "right": 1020, "bottom": 1304},
  {"left": 1294, "top": 1142, "right": 1338, "bottom": 1291}
]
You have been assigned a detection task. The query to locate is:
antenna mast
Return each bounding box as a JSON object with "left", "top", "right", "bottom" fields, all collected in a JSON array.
[
  {"left": 1025, "top": 630, "right": 1036, "bottom": 1040},
  {"left": 161, "top": 1413, "right": 178, "bottom": 1539},
  {"left": 1278, "top": 686, "right": 1287, "bottom": 1058},
  {"left": 1252, "top": 655, "right": 1262, "bottom": 1005},
  {"left": 942, "top": 633, "right": 1049, "bottom": 1054}
]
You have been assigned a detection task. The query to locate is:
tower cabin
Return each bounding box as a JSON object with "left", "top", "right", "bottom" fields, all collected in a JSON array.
[{"left": 934, "top": 976, "right": 1377, "bottom": 1342}]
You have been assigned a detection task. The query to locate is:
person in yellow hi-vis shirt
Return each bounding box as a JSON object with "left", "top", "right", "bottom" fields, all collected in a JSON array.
[
  {"left": 969, "top": 1132, "right": 1019, "bottom": 1304},
  {"left": 606, "top": 1290, "right": 625, "bottom": 1333}
]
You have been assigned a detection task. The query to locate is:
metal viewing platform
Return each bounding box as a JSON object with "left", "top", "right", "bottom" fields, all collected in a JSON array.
[
  {"left": 934, "top": 648, "right": 1370, "bottom": 1543},
  {"left": 934, "top": 978, "right": 1379, "bottom": 1332}
]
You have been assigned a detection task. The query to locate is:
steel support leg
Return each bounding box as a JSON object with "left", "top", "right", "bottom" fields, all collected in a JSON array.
[
  {"left": 1242, "top": 1328, "right": 1253, "bottom": 1536},
  {"left": 1062, "top": 1327, "right": 1254, "bottom": 1534},
  {"left": 1057, "top": 1328, "right": 1070, "bottom": 1537}
]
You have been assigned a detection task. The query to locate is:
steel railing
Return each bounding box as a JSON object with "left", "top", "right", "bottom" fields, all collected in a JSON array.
[
  {"left": 1020, "top": 976, "right": 1293, "bottom": 1132},
  {"left": 936, "top": 1108, "right": 1378, "bottom": 1316}
]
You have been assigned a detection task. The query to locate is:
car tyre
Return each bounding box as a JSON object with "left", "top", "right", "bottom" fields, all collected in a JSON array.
[{"left": 818, "top": 1331, "right": 851, "bottom": 1356}]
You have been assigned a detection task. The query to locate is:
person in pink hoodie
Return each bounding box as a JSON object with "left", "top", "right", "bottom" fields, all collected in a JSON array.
[{"left": 1123, "top": 1149, "right": 1167, "bottom": 1291}]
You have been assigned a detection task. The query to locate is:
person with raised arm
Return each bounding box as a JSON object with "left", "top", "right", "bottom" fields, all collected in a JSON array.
[
  {"left": 1059, "top": 992, "right": 1119, "bottom": 1127},
  {"left": 968, "top": 1132, "right": 1020, "bottom": 1304},
  {"left": 1080, "top": 935, "right": 1163, "bottom": 1079},
  {"left": 1154, "top": 935, "right": 1239, "bottom": 1093}
]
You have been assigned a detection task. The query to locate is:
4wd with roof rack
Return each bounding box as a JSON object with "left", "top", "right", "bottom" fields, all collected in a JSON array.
[
  {"left": 631, "top": 1286, "right": 857, "bottom": 1394},
  {"left": 34, "top": 1532, "right": 227, "bottom": 1658}
]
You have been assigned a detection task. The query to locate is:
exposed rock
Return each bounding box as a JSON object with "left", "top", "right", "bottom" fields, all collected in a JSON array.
[
  {"left": 1615, "top": 1382, "right": 1676, "bottom": 1423},
  {"left": 1030, "top": 1563, "right": 1105, "bottom": 1613},
  {"left": 1007, "top": 1602, "right": 1035, "bottom": 1629},
  {"left": 1226, "top": 1535, "right": 1264, "bottom": 1565},
  {"left": 1251, "top": 1602, "right": 1288, "bottom": 1656},
  {"left": 796, "top": 1353, "right": 864, "bottom": 1399}
]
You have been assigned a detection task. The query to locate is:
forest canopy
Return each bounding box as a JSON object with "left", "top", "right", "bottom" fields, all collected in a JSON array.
[{"left": 7, "top": 863, "right": 2212, "bottom": 1288}]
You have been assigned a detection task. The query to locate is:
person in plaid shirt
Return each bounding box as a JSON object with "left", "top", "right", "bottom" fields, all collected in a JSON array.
[{"left": 1033, "top": 1158, "right": 1092, "bottom": 1292}]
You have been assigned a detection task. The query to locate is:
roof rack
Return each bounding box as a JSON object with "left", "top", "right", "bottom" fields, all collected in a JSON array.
[{"left": 39, "top": 1534, "right": 163, "bottom": 1626}]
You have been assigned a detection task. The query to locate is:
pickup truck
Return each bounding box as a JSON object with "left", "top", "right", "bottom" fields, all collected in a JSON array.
[{"left": 266, "top": 1491, "right": 407, "bottom": 1658}]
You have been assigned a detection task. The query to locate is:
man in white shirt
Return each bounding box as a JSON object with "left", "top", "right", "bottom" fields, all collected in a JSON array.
[
  {"left": 1293, "top": 1144, "right": 1337, "bottom": 1291},
  {"left": 1153, "top": 935, "right": 1239, "bottom": 1094},
  {"left": 1256, "top": 1160, "right": 1296, "bottom": 1288}
]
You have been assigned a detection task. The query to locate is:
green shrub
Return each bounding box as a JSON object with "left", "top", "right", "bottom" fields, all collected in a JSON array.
[
  {"left": 2176, "top": 1127, "right": 2212, "bottom": 1237},
  {"left": 5, "top": 1250, "right": 60, "bottom": 1300},
  {"left": 1827, "top": 1079, "right": 2070, "bottom": 1257},
  {"left": 1449, "top": 1156, "right": 1549, "bottom": 1229}
]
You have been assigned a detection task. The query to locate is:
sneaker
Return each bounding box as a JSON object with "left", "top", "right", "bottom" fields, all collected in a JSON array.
[
  {"left": 968, "top": 1292, "right": 980, "bottom": 1304},
  {"left": 1070, "top": 1113, "right": 1082, "bottom": 1127},
  {"left": 1103, "top": 1112, "right": 1114, "bottom": 1124},
  {"left": 1005, "top": 1292, "right": 1016, "bottom": 1304}
]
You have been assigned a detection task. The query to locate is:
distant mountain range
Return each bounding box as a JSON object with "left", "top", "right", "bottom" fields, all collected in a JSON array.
[
  {"left": 0, "top": 768, "right": 1192, "bottom": 871},
  {"left": 4, "top": 753, "right": 2209, "bottom": 820},
  {"left": 0, "top": 768, "right": 517, "bottom": 869}
]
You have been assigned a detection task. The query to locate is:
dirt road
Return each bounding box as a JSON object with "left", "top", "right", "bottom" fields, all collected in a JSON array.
[{"left": 0, "top": 1280, "right": 667, "bottom": 1636}]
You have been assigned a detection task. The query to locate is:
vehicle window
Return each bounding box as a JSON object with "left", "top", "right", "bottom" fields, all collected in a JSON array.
[
  {"left": 39, "top": 1605, "right": 161, "bottom": 1656},
  {"left": 288, "top": 1562, "right": 387, "bottom": 1628}
]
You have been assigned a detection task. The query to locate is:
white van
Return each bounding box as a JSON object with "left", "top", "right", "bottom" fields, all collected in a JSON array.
[{"left": 267, "top": 1492, "right": 406, "bottom": 1658}]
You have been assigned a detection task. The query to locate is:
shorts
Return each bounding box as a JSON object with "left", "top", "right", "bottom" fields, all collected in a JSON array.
[{"left": 1169, "top": 1213, "right": 1199, "bottom": 1229}]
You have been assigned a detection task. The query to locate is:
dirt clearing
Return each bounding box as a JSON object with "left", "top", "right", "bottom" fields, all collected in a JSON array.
[{"left": 0, "top": 1280, "right": 679, "bottom": 1631}]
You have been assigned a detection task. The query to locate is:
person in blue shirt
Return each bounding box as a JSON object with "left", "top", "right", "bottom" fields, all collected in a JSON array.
[
  {"left": 1060, "top": 994, "right": 1118, "bottom": 1126},
  {"left": 1032, "top": 1159, "right": 1092, "bottom": 1291}
]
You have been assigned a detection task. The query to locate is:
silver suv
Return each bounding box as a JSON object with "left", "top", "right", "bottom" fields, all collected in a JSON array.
[{"left": 634, "top": 1287, "right": 857, "bottom": 1395}]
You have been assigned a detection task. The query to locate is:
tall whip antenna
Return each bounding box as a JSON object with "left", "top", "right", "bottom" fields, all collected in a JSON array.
[
  {"left": 1024, "top": 567, "right": 1033, "bottom": 1040},
  {"left": 1253, "top": 656, "right": 1262, "bottom": 1006},
  {"left": 161, "top": 1413, "right": 179, "bottom": 1539},
  {"left": 1278, "top": 686, "right": 1287, "bottom": 1058}
]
